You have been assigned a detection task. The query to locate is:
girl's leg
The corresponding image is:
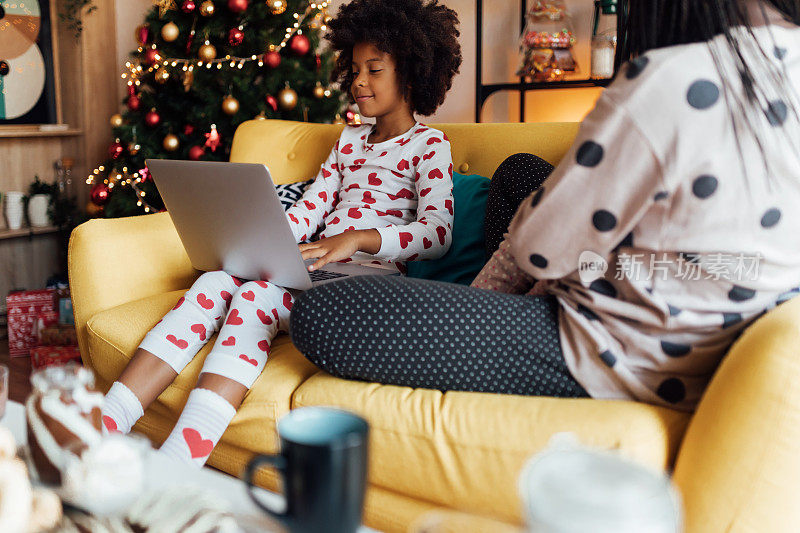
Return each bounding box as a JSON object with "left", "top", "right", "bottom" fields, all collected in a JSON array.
[
  {"left": 485, "top": 153, "right": 554, "bottom": 260},
  {"left": 290, "top": 276, "right": 588, "bottom": 397},
  {"left": 102, "top": 271, "right": 242, "bottom": 434},
  {"left": 158, "top": 281, "right": 294, "bottom": 467}
]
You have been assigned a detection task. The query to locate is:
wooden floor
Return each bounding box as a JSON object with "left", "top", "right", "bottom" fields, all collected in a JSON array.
[{"left": 0, "top": 338, "right": 33, "bottom": 403}]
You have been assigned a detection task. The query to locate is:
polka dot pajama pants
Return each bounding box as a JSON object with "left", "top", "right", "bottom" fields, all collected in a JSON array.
[
  {"left": 290, "top": 276, "right": 588, "bottom": 397},
  {"left": 288, "top": 152, "right": 586, "bottom": 397},
  {"left": 138, "top": 270, "right": 295, "bottom": 389},
  {"left": 484, "top": 153, "right": 554, "bottom": 260}
]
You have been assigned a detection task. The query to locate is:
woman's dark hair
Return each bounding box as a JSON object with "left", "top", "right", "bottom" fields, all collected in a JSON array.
[
  {"left": 616, "top": 0, "right": 799, "bottom": 63},
  {"left": 325, "top": 0, "right": 462, "bottom": 116},
  {"left": 616, "top": 0, "right": 800, "bottom": 182}
]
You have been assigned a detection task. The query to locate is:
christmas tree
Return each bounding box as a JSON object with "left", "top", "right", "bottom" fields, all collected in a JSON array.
[{"left": 87, "top": 0, "right": 346, "bottom": 218}]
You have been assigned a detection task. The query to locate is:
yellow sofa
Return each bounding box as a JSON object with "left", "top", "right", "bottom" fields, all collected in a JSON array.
[{"left": 69, "top": 120, "right": 800, "bottom": 532}]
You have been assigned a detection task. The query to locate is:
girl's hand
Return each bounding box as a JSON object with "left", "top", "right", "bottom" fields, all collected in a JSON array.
[{"left": 299, "top": 229, "right": 381, "bottom": 271}]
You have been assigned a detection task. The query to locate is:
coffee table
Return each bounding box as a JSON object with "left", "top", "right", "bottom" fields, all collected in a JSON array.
[{"left": 1, "top": 401, "right": 377, "bottom": 532}]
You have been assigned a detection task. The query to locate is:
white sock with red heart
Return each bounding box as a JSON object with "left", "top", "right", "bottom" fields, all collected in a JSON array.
[
  {"left": 158, "top": 387, "right": 236, "bottom": 467},
  {"left": 102, "top": 381, "right": 144, "bottom": 435}
]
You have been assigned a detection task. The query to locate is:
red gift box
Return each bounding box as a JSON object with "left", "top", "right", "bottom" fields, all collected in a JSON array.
[
  {"left": 30, "top": 345, "right": 82, "bottom": 369},
  {"left": 6, "top": 289, "right": 57, "bottom": 357}
]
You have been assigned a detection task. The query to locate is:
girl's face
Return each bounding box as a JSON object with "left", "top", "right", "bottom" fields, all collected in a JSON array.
[{"left": 350, "top": 42, "right": 411, "bottom": 119}]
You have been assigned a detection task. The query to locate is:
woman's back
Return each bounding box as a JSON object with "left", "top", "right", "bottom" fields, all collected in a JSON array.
[{"left": 509, "top": 21, "right": 800, "bottom": 411}]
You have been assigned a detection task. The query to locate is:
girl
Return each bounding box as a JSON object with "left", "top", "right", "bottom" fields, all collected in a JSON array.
[
  {"left": 101, "top": 0, "right": 462, "bottom": 466},
  {"left": 290, "top": 0, "right": 800, "bottom": 412}
]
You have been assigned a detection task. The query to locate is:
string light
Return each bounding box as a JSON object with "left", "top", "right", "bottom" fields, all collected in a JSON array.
[{"left": 121, "top": 2, "right": 329, "bottom": 87}]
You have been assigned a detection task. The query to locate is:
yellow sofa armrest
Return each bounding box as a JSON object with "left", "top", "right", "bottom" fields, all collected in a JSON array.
[
  {"left": 68, "top": 212, "right": 199, "bottom": 361},
  {"left": 673, "top": 296, "right": 800, "bottom": 533}
]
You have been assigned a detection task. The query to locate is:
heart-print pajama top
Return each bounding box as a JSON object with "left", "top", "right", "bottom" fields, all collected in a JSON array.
[{"left": 285, "top": 122, "right": 455, "bottom": 271}]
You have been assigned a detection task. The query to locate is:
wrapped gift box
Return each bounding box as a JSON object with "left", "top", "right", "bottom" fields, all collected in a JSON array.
[
  {"left": 30, "top": 345, "right": 82, "bottom": 369},
  {"left": 7, "top": 289, "right": 57, "bottom": 357},
  {"left": 37, "top": 323, "right": 78, "bottom": 346}
]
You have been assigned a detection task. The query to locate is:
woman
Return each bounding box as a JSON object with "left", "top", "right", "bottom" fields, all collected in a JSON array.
[{"left": 289, "top": 0, "right": 800, "bottom": 412}]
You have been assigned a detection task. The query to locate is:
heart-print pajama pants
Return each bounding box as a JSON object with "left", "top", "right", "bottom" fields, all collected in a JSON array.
[{"left": 138, "top": 270, "right": 295, "bottom": 388}]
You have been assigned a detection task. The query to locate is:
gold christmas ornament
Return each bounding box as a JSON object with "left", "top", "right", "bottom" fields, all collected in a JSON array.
[
  {"left": 128, "top": 142, "right": 141, "bottom": 155},
  {"left": 278, "top": 84, "right": 298, "bottom": 110},
  {"left": 199, "top": 0, "right": 216, "bottom": 16},
  {"left": 109, "top": 113, "right": 123, "bottom": 128},
  {"left": 161, "top": 21, "right": 180, "bottom": 42},
  {"left": 333, "top": 113, "right": 346, "bottom": 125},
  {"left": 183, "top": 69, "right": 194, "bottom": 92},
  {"left": 155, "top": 68, "right": 171, "bottom": 84},
  {"left": 198, "top": 42, "right": 217, "bottom": 61},
  {"left": 163, "top": 133, "right": 180, "bottom": 151},
  {"left": 313, "top": 82, "right": 325, "bottom": 99},
  {"left": 222, "top": 95, "right": 240, "bottom": 115},
  {"left": 155, "top": 0, "right": 177, "bottom": 17},
  {"left": 268, "top": 0, "right": 287, "bottom": 15}
]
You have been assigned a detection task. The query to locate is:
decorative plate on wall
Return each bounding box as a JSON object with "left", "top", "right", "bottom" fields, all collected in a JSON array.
[{"left": 0, "top": 0, "right": 59, "bottom": 124}]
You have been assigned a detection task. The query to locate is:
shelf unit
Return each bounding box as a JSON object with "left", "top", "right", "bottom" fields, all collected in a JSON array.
[
  {"left": 0, "top": 128, "right": 83, "bottom": 139},
  {"left": 0, "top": 226, "right": 60, "bottom": 241},
  {"left": 475, "top": 0, "right": 613, "bottom": 122}
]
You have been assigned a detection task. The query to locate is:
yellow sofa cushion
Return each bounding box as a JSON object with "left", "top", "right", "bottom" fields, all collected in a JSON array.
[
  {"left": 229, "top": 120, "right": 582, "bottom": 185},
  {"left": 292, "top": 373, "right": 691, "bottom": 525}
]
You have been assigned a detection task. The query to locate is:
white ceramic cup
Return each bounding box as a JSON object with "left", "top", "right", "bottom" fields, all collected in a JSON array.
[{"left": 4, "top": 192, "right": 25, "bottom": 230}]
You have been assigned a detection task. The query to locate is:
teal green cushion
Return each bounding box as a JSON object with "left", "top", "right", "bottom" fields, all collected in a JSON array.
[{"left": 407, "top": 172, "right": 490, "bottom": 285}]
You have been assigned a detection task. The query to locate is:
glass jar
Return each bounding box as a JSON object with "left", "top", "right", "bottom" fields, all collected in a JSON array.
[{"left": 591, "top": 0, "right": 618, "bottom": 79}]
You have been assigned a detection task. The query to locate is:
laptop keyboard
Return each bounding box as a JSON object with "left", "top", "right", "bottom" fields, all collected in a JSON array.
[{"left": 309, "top": 270, "right": 349, "bottom": 282}]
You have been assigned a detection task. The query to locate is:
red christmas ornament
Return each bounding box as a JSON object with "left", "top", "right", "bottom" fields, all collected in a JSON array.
[
  {"left": 90, "top": 183, "right": 110, "bottom": 206},
  {"left": 289, "top": 34, "right": 310, "bottom": 56},
  {"left": 138, "top": 167, "right": 151, "bottom": 182},
  {"left": 145, "top": 109, "right": 161, "bottom": 127},
  {"left": 264, "top": 49, "right": 281, "bottom": 69},
  {"left": 181, "top": 0, "right": 196, "bottom": 13},
  {"left": 186, "top": 29, "right": 196, "bottom": 54},
  {"left": 189, "top": 145, "right": 206, "bottom": 160},
  {"left": 144, "top": 48, "right": 161, "bottom": 65},
  {"left": 183, "top": 123, "right": 195, "bottom": 136},
  {"left": 345, "top": 109, "right": 356, "bottom": 122},
  {"left": 315, "top": 54, "right": 321, "bottom": 70},
  {"left": 108, "top": 141, "right": 124, "bottom": 159},
  {"left": 127, "top": 94, "right": 141, "bottom": 111},
  {"left": 136, "top": 25, "right": 150, "bottom": 46},
  {"left": 265, "top": 94, "right": 278, "bottom": 112},
  {"left": 227, "top": 0, "right": 248, "bottom": 13},
  {"left": 204, "top": 124, "right": 221, "bottom": 152},
  {"left": 228, "top": 27, "right": 244, "bottom": 46}
]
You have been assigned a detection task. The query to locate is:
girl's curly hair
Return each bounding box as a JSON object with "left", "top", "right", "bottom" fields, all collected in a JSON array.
[{"left": 325, "top": 0, "right": 462, "bottom": 116}]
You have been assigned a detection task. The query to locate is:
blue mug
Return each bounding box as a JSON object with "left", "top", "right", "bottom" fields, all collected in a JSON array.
[{"left": 245, "top": 407, "right": 369, "bottom": 533}]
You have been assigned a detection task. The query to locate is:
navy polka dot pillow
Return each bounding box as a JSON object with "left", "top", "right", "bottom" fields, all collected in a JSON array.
[{"left": 276, "top": 179, "right": 314, "bottom": 211}]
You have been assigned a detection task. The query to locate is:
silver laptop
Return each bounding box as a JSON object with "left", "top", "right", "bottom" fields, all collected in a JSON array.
[{"left": 146, "top": 159, "right": 398, "bottom": 290}]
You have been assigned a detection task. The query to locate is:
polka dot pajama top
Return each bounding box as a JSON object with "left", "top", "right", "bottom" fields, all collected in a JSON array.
[{"left": 500, "top": 24, "right": 800, "bottom": 411}]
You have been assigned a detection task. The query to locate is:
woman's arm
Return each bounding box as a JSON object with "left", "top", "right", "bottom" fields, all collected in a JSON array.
[{"left": 509, "top": 94, "right": 667, "bottom": 280}]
